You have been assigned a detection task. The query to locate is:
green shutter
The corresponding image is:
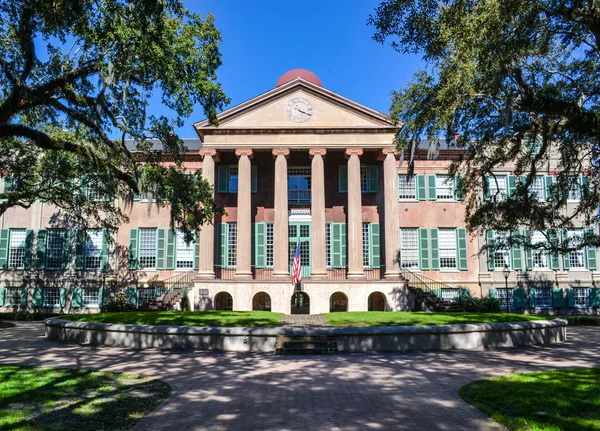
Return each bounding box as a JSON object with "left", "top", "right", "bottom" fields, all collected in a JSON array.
[
  {"left": 36, "top": 229, "right": 47, "bottom": 270},
  {"left": 341, "top": 223, "right": 347, "bottom": 267},
  {"left": 126, "top": 288, "right": 138, "bottom": 306},
  {"left": 60, "top": 230, "right": 71, "bottom": 270},
  {"left": 484, "top": 176, "right": 491, "bottom": 201},
  {"left": 338, "top": 166, "right": 348, "bottom": 193},
  {"left": 562, "top": 228, "right": 570, "bottom": 270},
  {"left": 79, "top": 176, "right": 88, "bottom": 199},
  {"left": 418, "top": 228, "right": 429, "bottom": 270},
  {"left": 416, "top": 175, "right": 426, "bottom": 201},
  {"left": 71, "top": 288, "right": 83, "bottom": 308},
  {"left": 454, "top": 175, "right": 464, "bottom": 201},
  {"left": 427, "top": 174, "right": 437, "bottom": 200},
  {"left": 548, "top": 229, "right": 560, "bottom": 270},
  {"left": 59, "top": 288, "right": 67, "bottom": 308},
  {"left": 0, "top": 287, "right": 5, "bottom": 306},
  {"left": 98, "top": 287, "right": 105, "bottom": 308},
  {"left": 567, "top": 288, "right": 575, "bottom": 307},
  {"left": 218, "top": 223, "right": 227, "bottom": 267},
  {"left": 251, "top": 165, "right": 258, "bottom": 193},
  {"left": 193, "top": 230, "right": 200, "bottom": 270},
  {"left": 369, "top": 223, "right": 381, "bottom": 267},
  {"left": 367, "top": 165, "right": 378, "bottom": 193},
  {"left": 156, "top": 228, "right": 166, "bottom": 270},
  {"left": 128, "top": 228, "right": 139, "bottom": 270},
  {"left": 23, "top": 229, "right": 33, "bottom": 270},
  {"left": 585, "top": 229, "right": 597, "bottom": 270},
  {"left": 101, "top": 229, "right": 110, "bottom": 271},
  {"left": 489, "top": 288, "right": 497, "bottom": 299},
  {"left": 524, "top": 229, "right": 533, "bottom": 270},
  {"left": 511, "top": 229, "right": 523, "bottom": 270},
  {"left": 20, "top": 287, "right": 27, "bottom": 307},
  {"left": 514, "top": 288, "right": 526, "bottom": 308},
  {"left": 589, "top": 288, "right": 600, "bottom": 308},
  {"left": 580, "top": 176, "right": 590, "bottom": 199},
  {"left": 553, "top": 288, "right": 565, "bottom": 307},
  {"left": 430, "top": 228, "right": 440, "bottom": 270},
  {"left": 217, "top": 165, "right": 228, "bottom": 193},
  {"left": 486, "top": 230, "right": 495, "bottom": 271},
  {"left": 331, "top": 223, "right": 341, "bottom": 267},
  {"left": 544, "top": 175, "right": 554, "bottom": 201},
  {"left": 166, "top": 229, "right": 176, "bottom": 270},
  {"left": 0, "top": 229, "right": 8, "bottom": 269},
  {"left": 456, "top": 228, "right": 468, "bottom": 270},
  {"left": 32, "top": 287, "right": 43, "bottom": 307},
  {"left": 255, "top": 223, "right": 266, "bottom": 268},
  {"left": 507, "top": 175, "right": 516, "bottom": 198},
  {"left": 529, "top": 288, "right": 537, "bottom": 308},
  {"left": 75, "top": 229, "right": 85, "bottom": 270}
]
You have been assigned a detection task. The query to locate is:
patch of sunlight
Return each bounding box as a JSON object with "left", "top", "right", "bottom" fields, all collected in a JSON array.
[{"left": 216, "top": 414, "right": 239, "bottom": 420}]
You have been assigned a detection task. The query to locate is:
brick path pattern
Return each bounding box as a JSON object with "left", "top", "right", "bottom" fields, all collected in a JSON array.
[
  {"left": 1, "top": 323, "right": 599, "bottom": 430},
  {"left": 278, "top": 314, "right": 331, "bottom": 327}
]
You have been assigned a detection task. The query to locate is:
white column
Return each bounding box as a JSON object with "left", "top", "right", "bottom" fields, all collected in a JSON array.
[
  {"left": 310, "top": 148, "right": 327, "bottom": 278},
  {"left": 382, "top": 148, "right": 400, "bottom": 278},
  {"left": 197, "top": 149, "right": 218, "bottom": 278},
  {"left": 272, "top": 148, "right": 290, "bottom": 277},
  {"left": 346, "top": 148, "right": 364, "bottom": 278},
  {"left": 235, "top": 149, "right": 253, "bottom": 278}
]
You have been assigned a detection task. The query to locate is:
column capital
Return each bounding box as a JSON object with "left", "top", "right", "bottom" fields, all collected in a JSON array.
[
  {"left": 345, "top": 148, "right": 363, "bottom": 158},
  {"left": 378, "top": 147, "right": 399, "bottom": 161},
  {"left": 199, "top": 148, "right": 219, "bottom": 162},
  {"left": 309, "top": 148, "right": 327, "bottom": 158},
  {"left": 272, "top": 148, "right": 290, "bottom": 158},
  {"left": 235, "top": 148, "right": 253, "bottom": 159}
]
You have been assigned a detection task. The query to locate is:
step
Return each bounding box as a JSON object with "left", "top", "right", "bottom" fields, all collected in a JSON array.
[
  {"left": 279, "top": 341, "right": 337, "bottom": 349},
  {"left": 276, "top": 347, "right": 338, "bottom": 355}
]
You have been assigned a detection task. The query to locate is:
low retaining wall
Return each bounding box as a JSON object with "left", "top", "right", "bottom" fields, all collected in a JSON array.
[{"left": 44, "top": 318, "right": 567, "bottom": 352}]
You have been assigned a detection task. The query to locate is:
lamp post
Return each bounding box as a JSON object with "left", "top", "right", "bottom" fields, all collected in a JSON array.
[{"left": 503, "top": 264, "right": 510, "bottom": 313}]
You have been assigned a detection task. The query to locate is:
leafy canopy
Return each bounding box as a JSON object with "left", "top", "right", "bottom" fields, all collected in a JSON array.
[
  {"left": 0, "top": 0, "right": 228, "bottom": 240},
  {"left": 370, "top": 0, "right": 600, "bottom": 253}
]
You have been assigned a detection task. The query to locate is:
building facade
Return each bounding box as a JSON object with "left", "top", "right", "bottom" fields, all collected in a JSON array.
[{"left": 1, "top": 69, "right": 599, "bottom": 314}]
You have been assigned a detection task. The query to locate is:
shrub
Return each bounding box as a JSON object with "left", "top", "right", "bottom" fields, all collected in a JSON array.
[
  {"left": 101, "top": 291, "right": 137, "bottom": 313},
  {"left": 180, "top": 293, "right": 190, "bottom": 312},
  {"left": 0, "top": 312, "right": 60, "bottom": 321},
  {"left": 455, "top": 296, "right": 501, "bottom": 313},
  {"left": 567, "top": 315, "right": 600, "bottom": 326}
]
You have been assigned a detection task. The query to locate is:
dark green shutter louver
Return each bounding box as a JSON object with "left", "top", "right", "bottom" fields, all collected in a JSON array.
[
  {"left": 75, "top": 229, "right": 85, "bottom": 270},
  {"left": 20, "top": 287, "right": 27, "bottom": 307},
  {"left": 251, "top": 165, "right": 258, "bottom": 193},
  {"left": 562, "top": 229, "right": 570, "bottom": 270},
  {"left": 0, "top": 229, "right": 8, "bottom": 269},
  {"left": 60, "top": 230, "right": 71, "bottom": 270},
  {"left": 193, "top": 230, "right": 200, "bottom": 270},
  {"left": 589, "top": 288, "right": 600, "bottom": 308},
  {"left": 430, "top": 228, "right": 440, "bottom": 270},
  {"left": 332, "top": 223, "right": 341, "bottom": 267},
  {"left": 416, "top": 175, "right": 426, "bottom": 201},
  {"left": 580, "top": 176, "right": 590, "bottom": 199},
  {"left": 585, "top": 229, "right": 597, "bottom": 270},
  {"left": 486, "top": 230, "right": 495, "bottom": 271},
  {"left": 32, "top": 288, "right": 43, "bottom": 307},
  {"left": 156, "top": 228, "right": 166, "bottom": 270},
  {"left": 126, "top": 288, "right": 138, "bottom": 306},
  {"left": 71, "top": 288, "right": 83, "bottom": 308},
  {"left": 369, "top": 223, "right": 381, "bottom": 267},
  {"left": 418, "top": 228, "right": 429, "bottom": 270},
  {"left": 567, "top": 288, "right": 575, "bottom": 308},
  {"left": 59, "top": 288, "right": 67, "bottom": 308},
  {"left": 341, "top": 223, "right": 347, "bottom": 267},
  {"left": 454, "top": 175, "right": 464, "bottom": 201},
  {"left": 36, "top": 229, "right": 47, "bottom": 270},
  {"left": 544, "top": 176, "right": 554, "bottom": 201},
  {"left": 511, "top": 229, "right": 523, "bottom": 270},
  {"left": 489, "top": 288, "right": 497, "bottom": 299},
  {"left": 427, "top": 175, "right": 437, "bottom": 200},
  {"left": 166, "top": 229, "right": 175, "bottom": 270},
  {"left": 101, "top": 229, "right": 110, "bottom": 271},
  {"left": 98, "top": 287, "right": 105, "bottom": 308},
  {"left": 529, "top": 288, "right": 537, "bottom": 308},
  {"left": 507, "top": 175, "right": 516, "bottom": 198},
  {"left": 217, "top": 165, "right": 228, "bottom": 193},
  {"left": 553, "top": 288, "right": 565, "bottom": 307},
  {"left": 513, "top": 288, "right": 526, "bottom": 308},
  {"left": 128, "top": 228, "right": 139, "bottom": 270},
  {"left": 484, "top": 176, "right": 491, "bottom": 201},
  {"left": 548, "top": 229, "right": 560, "bottom": 270},
  {"left": 456, "top": 228, "right": 468, "bottom": 270},
  {"left": 367, "top": 166, "right": 378, "bottom": 193},
  {"left": 255, "top": 223, "right": 266, "bottom": 268},
  {"left": 338, "top": 166, "right": 348, "bottom": 193},
  {"left": 524, "top": 229, "right": 533, "bottom": 270},
  {"left": 0, "top": 287, "right": 5, "bottom": 306},
  {"left": 23, "top": 229, "right": 33, "bottom": 270},
  {"left": 218, "top": 223, "right": 227, "bottom": 267}
]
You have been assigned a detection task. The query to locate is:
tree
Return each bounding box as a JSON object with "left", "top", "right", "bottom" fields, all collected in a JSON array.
[
  {"left": 370, "top": 0, "right": 600, "bottom": 254},
  {"left": 0, "top": 0, "right": 228, "bottom": 240}
]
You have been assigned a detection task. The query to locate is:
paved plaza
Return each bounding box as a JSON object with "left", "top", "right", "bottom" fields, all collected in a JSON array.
[{"left": 1, "top": 323, "right": 599, "bottom": 430}]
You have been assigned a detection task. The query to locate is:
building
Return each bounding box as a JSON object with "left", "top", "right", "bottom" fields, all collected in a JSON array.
[{"left": 0, "top": 69, "right": 599, "bottom": 314}]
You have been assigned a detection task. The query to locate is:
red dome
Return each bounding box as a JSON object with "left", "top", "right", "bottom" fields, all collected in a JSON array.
[{"left": 275, "top": 69, "right": 322, "bottom": 87}]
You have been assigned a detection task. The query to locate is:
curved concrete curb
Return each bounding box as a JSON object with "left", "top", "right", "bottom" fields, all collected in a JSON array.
[{"left": 44, "top": 318, "right": 567, "bottom": 352}]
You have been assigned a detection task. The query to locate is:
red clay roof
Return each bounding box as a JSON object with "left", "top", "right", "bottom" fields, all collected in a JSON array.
[{"left": 275, "top": 69, "right": 323, "bottom": 88}]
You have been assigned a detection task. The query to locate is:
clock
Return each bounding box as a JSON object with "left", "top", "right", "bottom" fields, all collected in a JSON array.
[{"left": 286, "top": 97, "right": 313, "bottom": 123}]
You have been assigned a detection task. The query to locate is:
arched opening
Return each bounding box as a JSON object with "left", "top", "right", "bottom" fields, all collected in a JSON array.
[
  {"left": 329, "top": 292, "right": 348, "bottom": 312},
  {"left": 214, "top": 292, "right": 233, "bottom": 311},
  {"left": 252, "top": 292, "right": 272, "bottom": 311},
  {"left": 368, "top": 292, "right": 386, "bottom": 311},
  {"left": 290, "top": 292, "right": 310, "bottom": 314}
]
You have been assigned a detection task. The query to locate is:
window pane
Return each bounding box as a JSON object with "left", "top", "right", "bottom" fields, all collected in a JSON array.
[
  {"left": 436, "top": 175, "right": 453, "bottom": 200},
  {"left": 536, "top": 288, "right": 552, "bottom": 307},
  {"left": 398, "top": 175, "right": 416, "bottom": 200},
  {"left": 363, "top": 223, "right": 370, "bottom": 267},
  {"left": 360, "top": 166, "right": 368, "bottom": 193},
  {"left": 85, "top": 230, "right": 102, "bottom": 270},
  {"left": 400, "top": 229, "right": 419, "bottom": 269},
  {"left": 325, "top": 224, "right": 331, "bottom": 268},
  {"left": 288, "top": 167, "right": 311, "bottom": 204},
  {"left": 46, "top": 230, "right": 65, "bottom": 270},
  {"left": 438, "top": 228, "right": 457, "bottom": 269},
  {"left": 488, "top": 175, "right": 507, "bottom": 200},
  {"left": 531, "top": 231, "right": 548, "bottom": 269},
  {"left": 567, "top": 229, "right": 585, "bottom": 268},
  {"left": 227, "top": 223, "right": 237, "bottom": 267},
  {"left": 176, "top": 230, "right": 194, "bottom": 269},
  {"left": 139, "top": 228, "right": 157, "bottom": 269},
  {"left": 228, "top": 166, "right": 238, "bottom": 193},
  {"left": 493, "top": 230, "right": 510, "bottom": 269},
  {"left": 497, "top": 288, "right": 514, "bottom": 307},
  {"left": 43, "top": 287, "right": 60, "bottom": 307},
  {"left": 573, "top": 288, "right": 589, "bottom": 307},
  {"left": 82, "top": 288, "right": 99, "bottom": 306},
  {"left": 6, "top": 288, "right": 21, "bottom": 305},
  {"left": 8, "top": 229, "right": 26, "bottom": 269},
  {"left": 441, "top": 288, "right": 460, "bottom": 301},
  {"left": 266, "top": 223, "right": 274, "bottom": 267},
  {"left": 530, "top": 176, "right": 544, "bottom": 200}
]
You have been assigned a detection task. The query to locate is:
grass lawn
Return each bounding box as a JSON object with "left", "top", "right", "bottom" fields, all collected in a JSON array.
[
  {"left": 324, "top": 311, "right": 550, "bottom": 327},
  {"left": 60, "top": 310, "right": 285, "bottom": 327},
  {"left": 459, "top": 367, "right": 600, "bottom": 431},
  {"left": 0, "top": 364, "right": 170, "bottom": 431}
]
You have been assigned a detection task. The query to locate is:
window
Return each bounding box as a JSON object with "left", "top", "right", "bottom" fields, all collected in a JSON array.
[
  {"left": 43, "top": 287, "right": 60, "bottom": 307},
  {"left": 46, "top": 230, "right": 66, "bottom": 270},
  {"left": 8, "top": 229, "right": 26, "bottom": 269},
  {"left": 87, "top": 184, "right": 105, "bottom": 201},
  {"left": 531, "top": 231, "right": 548, "bottom": 269},
  {"left": 82, "top": 288, "right": 99, "bottom": 306},
  {"left": 363, "top": 223, "right": 370, "bottom": 267},
  {"left": 360, "top": 166, "right": 369, "bottom": 193},
  {"left": 138, "top": 288, "right": 154, "bottom": 304},
  {"left": 566, "top": 229, "right": 585, "bottom": 268},
  {"left": 228, "top": 166, "right": 238, "bottom": 193},
  {"left": 439, "top": 228, "right": 457, "bottom": 269},
  {"left": 400, "top": 229, "right": 419, "bottom": 269},
  {"left": 573, "top": 288, "right": 589, "bottom": 307},
  {"left": 398, "top": 175, "right": 416, "bottom": 200},
  {"left": 6, "top": 288, "right": 21, "bottom": 305},
  {"left": 139, "top": 228, "right": 157, "bottom": 269},
  {"left": 530, "top": 176, "right": 545, "bottom": 200},
  {"left": 85, "top": 230, "right": 102, "bottom": 270},
  {"left": 288, "top": 167, "right": 311, "bottom": 204},
  {"left": 436, "top": 175, "right": 454, "bottom": 200},
  {"left": 493, "top": 230, "right": 510, "bottom": 269},
  {"left": 497, "top": 288, "right": 514, "bottom": 308},
  {"left": 266, "top": 223, "right": 274, "bottom": 267},
  {"left": 325, "top": 224, "right": 332, "bottom": 268},
  {"left": 227, "top": 223, "right": 237, "bottom": 267},
  {"left": 488, "top": 175, "right": 507, "bottom": 200},
  {"left": 536, "top": 288, "right": 552, "bottom": 308},
  {"left": 176, "top": 230, "right": 194, "bottom": 269},
  {"left": 568, "top": 177, "right": 581, "bottom": 202},
  {"left": 441, "top": 288, "right": 460, "bottom": 301}
]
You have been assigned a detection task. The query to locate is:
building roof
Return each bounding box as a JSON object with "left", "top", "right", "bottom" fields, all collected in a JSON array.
[{"left": 275, "top": 69, "right": 323, "bottom": 88}]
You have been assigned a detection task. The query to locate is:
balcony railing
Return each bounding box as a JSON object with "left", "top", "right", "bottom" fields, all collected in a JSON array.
[
  {"left": 211, "top": 265, "right": 385, "bottom": 280},
  {"left": 288, "top": 189, "right": 311, "bottom": 204}
]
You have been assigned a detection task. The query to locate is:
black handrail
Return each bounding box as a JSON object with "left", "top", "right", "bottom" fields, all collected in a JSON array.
[{"left": 400, "top": 266, "right": 455, "bottom": 298}]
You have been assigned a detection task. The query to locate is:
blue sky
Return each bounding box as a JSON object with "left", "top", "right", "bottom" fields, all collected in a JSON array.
[{"left": 163, "top": 0, "right": 424, "bottom": 137}]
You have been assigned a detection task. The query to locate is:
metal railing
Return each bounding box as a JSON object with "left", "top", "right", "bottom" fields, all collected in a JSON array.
[
  {"left": 400, "top": 266, "right": 455, "bottom": 298},
  {"left": 211, "top": 265, "right": 386, "bottom": 280}
]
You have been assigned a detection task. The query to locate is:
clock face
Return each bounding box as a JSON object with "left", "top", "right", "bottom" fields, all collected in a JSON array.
[{"left": 286, "top": 97, "right": 313, "bottom": 123}]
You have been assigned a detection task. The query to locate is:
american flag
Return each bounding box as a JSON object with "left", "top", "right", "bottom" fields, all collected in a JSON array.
[{"left": 291, "top": 241, "right": 302, "bottom": 286}]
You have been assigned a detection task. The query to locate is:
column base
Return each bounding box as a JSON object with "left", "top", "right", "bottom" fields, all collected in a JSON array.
[
  {"left": 346, "top": 271, "right": 365, "bottom": 280},
  {"left": 384, "top": 271, "right": 401, "bottom": 280},
  {"left": 234, "top": 271, "right": 253, "bottom": 280},
  {"left": 197, "top": 271, "right": 215, "bottom": 280},
  {"left": 310, "top": 271, "right": 328, "bottom": 279},
  {"left": 272, "top": 271, "right": 291, "bottom": 278}
]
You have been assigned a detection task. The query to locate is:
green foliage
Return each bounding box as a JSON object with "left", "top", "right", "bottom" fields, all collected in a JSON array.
[
  {"left": 0, "top": 364, "right": 170, "bottom": 431},
  {"left": 0, "top": 0, "right": 228, "bottom": 237},
  {"left": 0, "top": 312, "right": 60, "bottom": 321},
  {"left": 566, "top": 315, "right": 600, "bottom": 326},
  {"left": 180, "top": 292, "right": 190, "bottom": 312},
  {"left": 460, "top": 367, "right": 600, "bottom": 431},
  {"left": 455, "top": 296, "right": 501, "bottom": 313},
  {"left": 101, "top": 291, "right": 137, "bottom": 313},
  {"left": 370, "top": 0, "right": 600, "bottom": 253}
]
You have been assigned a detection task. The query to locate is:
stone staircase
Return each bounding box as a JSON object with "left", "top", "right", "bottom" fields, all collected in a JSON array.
[
  {"left": 275, "top": 335, "right": 338, "bottom": 355},
  {"left": 401, "top": 267, "right": 465, "bottom": 312},
  {"left": 419, "top": 291, "right": 464, "bottom": 312}
]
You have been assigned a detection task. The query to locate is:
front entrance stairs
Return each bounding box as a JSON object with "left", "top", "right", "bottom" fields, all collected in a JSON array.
[{"left": 275, "top": 335, "right": 338, "bottom": 355}]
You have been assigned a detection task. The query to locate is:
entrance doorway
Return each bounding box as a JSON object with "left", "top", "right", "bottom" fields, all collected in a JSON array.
[
  {"left": 290, "top": 292, "right": 310, "bottom": 314},
  {"left": 214, "top": 292, "right": 233, "bottom": 310},
  {"left": 368, "top": 292, "right": 386, "bottom": 311},
  {"left": 252, "top": 292, "right": 272, "bottom": 311},
  {"left": 288, "top": 223, "right": 311, "bottom": 279},
  {"left": 329, "top": 292, "right": 348, "bottom": 312}
]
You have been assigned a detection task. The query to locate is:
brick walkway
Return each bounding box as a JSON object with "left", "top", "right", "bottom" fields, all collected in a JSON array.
[
  {"left": 1, "top": 323, "right": 599, "bottom": 430},
  {"left": 278, "top": 314, "right": 331, "bottom": 327}
]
